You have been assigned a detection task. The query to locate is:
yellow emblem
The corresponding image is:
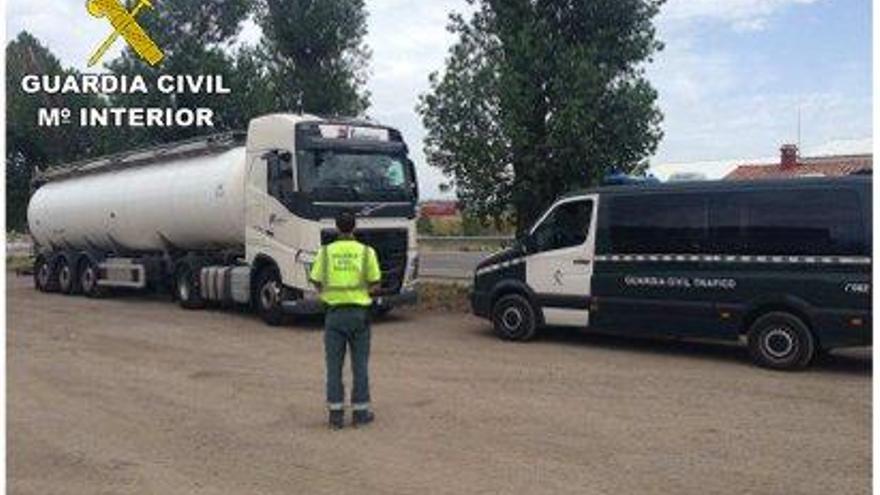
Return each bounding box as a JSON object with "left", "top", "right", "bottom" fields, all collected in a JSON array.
[{"left": 86, "top": 0, "right": 164, "bottom": 67}]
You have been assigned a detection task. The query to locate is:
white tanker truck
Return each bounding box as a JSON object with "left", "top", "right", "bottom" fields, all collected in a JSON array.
[{"left": 28, "top": 113, "right": 420, "bottom": 324}]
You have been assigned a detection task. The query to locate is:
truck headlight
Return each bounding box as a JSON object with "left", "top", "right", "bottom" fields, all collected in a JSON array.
[{"left": 297, "top": 250, "right": 316, "bottom": 281}]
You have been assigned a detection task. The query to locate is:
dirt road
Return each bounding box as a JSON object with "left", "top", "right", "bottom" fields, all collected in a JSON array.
[{"left": 7, "top": 276, "right": 871, "bottom": 494}]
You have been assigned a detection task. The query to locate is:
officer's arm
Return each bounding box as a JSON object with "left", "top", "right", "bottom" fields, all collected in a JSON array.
[
  {"left": 309, "top": 248, "right": 324, "bottom": 290},
  {"left": 366, "top": 248, "right": 382, "bottom": 295}
]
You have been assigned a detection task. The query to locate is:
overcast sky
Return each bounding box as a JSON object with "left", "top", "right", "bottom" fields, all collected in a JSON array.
[{"left": 7, "top": 0, "right": 873, "bottom": 197}]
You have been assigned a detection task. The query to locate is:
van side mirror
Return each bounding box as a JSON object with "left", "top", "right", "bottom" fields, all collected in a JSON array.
[{"left": 518, "top": 235, "right": 537, "bottom": 253}]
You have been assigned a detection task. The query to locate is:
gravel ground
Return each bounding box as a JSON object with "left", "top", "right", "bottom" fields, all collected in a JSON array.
[{"left": 7, "top": 275, "right": 871, "bottom": 494}]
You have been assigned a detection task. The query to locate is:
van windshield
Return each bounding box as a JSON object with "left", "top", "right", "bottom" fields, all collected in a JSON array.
[{"left": 297, "top": 150, "right": 413, "bottom": 202}]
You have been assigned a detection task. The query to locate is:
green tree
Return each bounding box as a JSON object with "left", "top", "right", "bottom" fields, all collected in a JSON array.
[
  {"left": 6, "top": 32, "right": 111, "bottom": 231},
  {"left": 256, "top": 0, "right": 371, "bottom": 115},
  {"left": 416, "top": 215, "right": 435, "bottom": 235},
  {"left": 419, "top": 0, "right": 665, "bottom": 233},
  {"left": 104, "top": 0, "right": 255, "bottom": 146}
]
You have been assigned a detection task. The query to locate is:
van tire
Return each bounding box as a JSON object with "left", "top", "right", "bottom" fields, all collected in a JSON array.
[
  {"left": 747, "top": 312, "right": 815, "bottom": 370},
  {"left": 255, "top": 267, "right": 284, "bottom": 326},
  {"left": 492, "top": 294, "right": 537, "bottom": 341}
]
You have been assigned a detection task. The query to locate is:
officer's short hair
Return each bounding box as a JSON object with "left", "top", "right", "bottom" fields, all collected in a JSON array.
[{"left": 336, "top": 211, "right": 356, "bottom": 234}]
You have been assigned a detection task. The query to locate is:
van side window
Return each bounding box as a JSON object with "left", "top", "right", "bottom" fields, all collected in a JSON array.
[
  {"left": 531, "top": 200, "right": 593, "bottom": 252},
  {"left": 608, "top": 194, "right": 709, "bottom": 254},
  {"left": 710, "top": 189, "right": 864, "bottom": 256}
]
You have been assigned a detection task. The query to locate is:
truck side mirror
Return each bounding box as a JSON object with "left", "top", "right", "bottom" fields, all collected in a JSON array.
[{"left": 406, "top": 159, "right": 419, "bottom": 200}]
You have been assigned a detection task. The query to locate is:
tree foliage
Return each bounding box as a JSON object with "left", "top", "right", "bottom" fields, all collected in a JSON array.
[
  {"left": 6, "top": 32, "right": 112, "bottom": 231},
  {"left": 6, "top": 0, "right": 374, "bottom": 232},
  {"left": 419, "top": 0, "right": 665, "bottom": 232},
  {"left": 105, "top": 0, "right": 255, "bottom": 146},
  {"left": 256, "top": 0, "right": 371, "bottom": 115}
]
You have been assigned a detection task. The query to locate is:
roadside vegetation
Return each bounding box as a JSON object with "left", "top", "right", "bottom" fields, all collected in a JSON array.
[
  {"left": 416, "top": 282, "right": 471, "bottom": 313},
  {"left": 7, "top": 255, "right": 33, "bottom": 274}
]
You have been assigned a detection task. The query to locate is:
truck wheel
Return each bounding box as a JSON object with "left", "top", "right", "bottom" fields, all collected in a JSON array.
[
  {"left": 747, "top": 312, "right": 815, "bottom": 370},
  {"left": 34, "top": 257, "right": 55, "bottom": 292},
  {"left": 176, "top": 266, "right": 205, "bottom": 310},
  {"left": 79, "top": 259, "right": 104, "bottom": 298},
  {"left": 492, "top": 294, "right": 537, "bottom": 341},
  {"left": 372, "top": 306, "right": 393, "bottom": 318},
  {"left": 255, "top": 267, "right": 284, "bottom": 326},
  {"left": 57, "top": 257, "right": 76, "bottom": 294}
]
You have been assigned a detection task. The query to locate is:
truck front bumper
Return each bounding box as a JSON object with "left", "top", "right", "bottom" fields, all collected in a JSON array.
[{"left": 281, "top": 286, "right": 419, "bottom": 315}]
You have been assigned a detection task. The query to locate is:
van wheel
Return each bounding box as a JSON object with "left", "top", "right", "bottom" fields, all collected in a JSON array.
[
  {"left": 255, "top": 267, "right": 284, "bottom": 326},
  {"left": 492, "top": 294, "right": 537, "bottom": 341},
  {"left": 58, "top": 258, "right": 76, "bottom": 294},
  {"left": 747, "top": 312, "right": 815, "bottom": 370},
  {"left": 176, "top": 265, "right": 205, "bottom": 310},
  {"left": 34, "top": 257, "right": 55, "bottom": 292},
  {"left": 79, "top": 259, "right": 104, "bottom": 298}
]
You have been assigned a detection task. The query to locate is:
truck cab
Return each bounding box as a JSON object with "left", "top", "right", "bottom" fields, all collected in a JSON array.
[
  {"left": 242, "top": 114, "right": 420, "bottom": 322},
  {"left": 29, "top": 113, "right": 419, "bottom": 326}
]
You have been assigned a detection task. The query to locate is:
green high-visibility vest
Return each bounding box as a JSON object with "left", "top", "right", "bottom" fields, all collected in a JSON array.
[{"left": 310, "top": 239, "right": 382, "bottom": 306}]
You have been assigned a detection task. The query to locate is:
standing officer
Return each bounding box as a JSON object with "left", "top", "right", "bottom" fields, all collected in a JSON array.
[{"left": 309, "top": 211, "right": 382, "bottom": 429}]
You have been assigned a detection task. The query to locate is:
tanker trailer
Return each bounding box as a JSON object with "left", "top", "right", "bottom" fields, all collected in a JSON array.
[{"left": 28, "top": 113, "right": 420, "bottom": 325}]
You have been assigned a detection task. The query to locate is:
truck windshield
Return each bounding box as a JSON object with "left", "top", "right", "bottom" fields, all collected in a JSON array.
[{"left": 297, "top": 150, "right": 414, "bottom": 202}]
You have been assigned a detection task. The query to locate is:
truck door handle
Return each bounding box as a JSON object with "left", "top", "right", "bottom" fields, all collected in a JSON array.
[{"left": 573, "top": 259, "right": 592, "bottom": 266}]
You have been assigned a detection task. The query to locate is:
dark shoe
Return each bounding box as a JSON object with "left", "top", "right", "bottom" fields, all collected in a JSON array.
[
  {"left": 328, "top": 410, "right": 345, "bottom": 430},
  {"left": 352, "top": 410, "right": 374, "bottom": 427}
]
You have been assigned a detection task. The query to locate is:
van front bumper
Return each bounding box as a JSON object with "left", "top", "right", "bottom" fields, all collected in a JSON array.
[
  {"left": 470, "top": 289, "right": 491, "bottom": 318},
  {"left": 282, "top": 287, "right": 419, "bottom": 315}
]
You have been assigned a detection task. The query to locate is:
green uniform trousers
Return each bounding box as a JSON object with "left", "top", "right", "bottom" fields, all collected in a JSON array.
[{"left": 324, "top": 306, "right": 371, "bottom": 411}]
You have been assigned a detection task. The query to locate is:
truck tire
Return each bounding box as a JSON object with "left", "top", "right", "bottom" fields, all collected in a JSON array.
[
  {"left": 57, "top": 257, "right": 76, "bottom": 294},
  {"left": 255, "top": 267, "right": 284, "bottom": 326},
  {"left": 372, "top": 306, "right": 393, "bottom": 318},
  {"left": 34, "top": 257, "right": 56, "bottom": 292},
  {"left": 79, "top": 259, "right": 104, "bottom": 298},
  {"left": 747, "top": 311, "right": 815, "bottom": 370},
  {"left": 492, "top": 294, "right": 537, "bottom": 341},
  {"left": 176, "top": 265, "right": 206, "bottom": 310}
]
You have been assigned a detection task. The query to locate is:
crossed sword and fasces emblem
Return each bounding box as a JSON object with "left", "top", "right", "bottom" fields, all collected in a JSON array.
[{"left": 86, "top": 0, "right": 164, "bottom": 67}]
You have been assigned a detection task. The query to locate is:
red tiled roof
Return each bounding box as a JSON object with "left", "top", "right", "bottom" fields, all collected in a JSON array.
[
  {"left": 725, "top": 154, "right": 872, "bottom": 180},
  {"left": 420, "top": 200, "right": 459, "bottom": 217}
]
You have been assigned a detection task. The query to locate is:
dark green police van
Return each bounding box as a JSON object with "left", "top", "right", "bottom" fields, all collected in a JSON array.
[{"left": 470, "top": 176, "right": 871, "bottom": 370}]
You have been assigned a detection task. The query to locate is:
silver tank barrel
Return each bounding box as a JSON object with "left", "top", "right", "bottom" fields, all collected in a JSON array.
[{"left": 28, "top": 146, "right": 247, "bottom": 253}]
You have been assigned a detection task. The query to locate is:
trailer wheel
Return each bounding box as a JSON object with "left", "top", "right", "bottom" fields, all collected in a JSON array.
[
  {"left": 747, "top": 311, "right": 815, "bottom": 370},
  {"left": 34, "top": 257, "right": 56, "bottom": 292},
  {"left": 79, "top": 259, "right": 104, "bottom": 298},
  {"left": 492, "top": 294, "right": 537, "bottom": 341},
  {"left": 255, "top": 267, "right": 284, "bottom": 326},
  {"left": 57, "top": 257, "right": 76, "bottom": 294},
  {"left": 176, "top": 265, "right": 205, "bottom": 310}
]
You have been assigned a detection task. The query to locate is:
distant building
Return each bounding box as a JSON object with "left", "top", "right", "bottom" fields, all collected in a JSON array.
[
  {"left": 420, "top": 200, "right": 460, "bottom": 217},
  {"left": 725, "top": 144, "right": 872, "bottom": 180}
]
